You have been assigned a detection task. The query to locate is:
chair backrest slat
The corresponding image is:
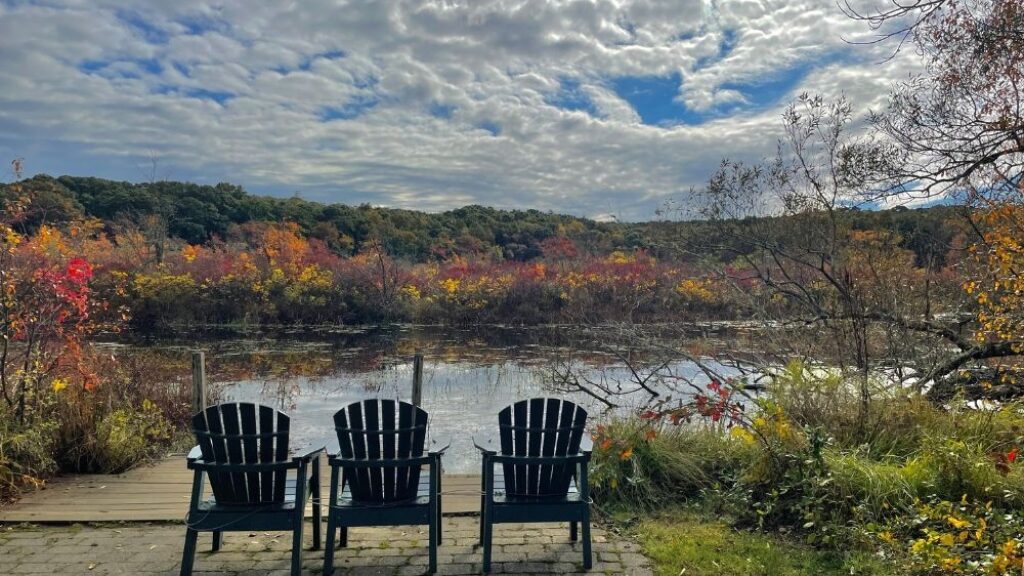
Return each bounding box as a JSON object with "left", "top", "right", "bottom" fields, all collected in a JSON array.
[
  {"left": 240, "top": 403, "right": 260, "bottom": 502},
  {"left": 220, "top": 403, "right": 248, "bottom": 501},
  {"left": 192, "top": 402, "right": 291, "bottom": 506},
  {"left": 258, "top": 405, "right": 275, "bottom": 502},
  {"left": 498, "top": 407, "right": 515, "bottom": 496},
  {"left": 381, "top": 399, "right": 397, "bottom": 500},
  {"left": 348, "top": 403, "right": 370, "bottom": 500},
  {"left": 199, "top": 404, "right": 234, "bottom": 503},
  {"left": 273, "top": 408, "right": 289, "bottom": 503},
  {"left": 334, "top": 399, "right": 428, "bottom": 504},
  {"left": 512, "top": 401, "right": 528, "bottom": 493},
  {"left": 498, "top": 398, "right": 588, "bottom": 498},
  {"left": 526, "top": 398, "right": 545, "bottom": 494},
  {"left": 538, "top": 397, "right": 561, "bottom": 495},
  {"left": 549, "top": 399, "right": 578, "bottom": 495},
  {"left": 364, "top": 400, "right": 383, "bottom": 499}
]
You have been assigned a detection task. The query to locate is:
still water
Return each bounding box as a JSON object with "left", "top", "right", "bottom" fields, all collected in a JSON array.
[{"left": 133, "top": 325, "right": 736, "bottom": 473}]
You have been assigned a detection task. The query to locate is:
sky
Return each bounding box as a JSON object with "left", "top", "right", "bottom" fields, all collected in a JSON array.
[{"left": 0, "top": 0, "right": 919, "bottom": 221}]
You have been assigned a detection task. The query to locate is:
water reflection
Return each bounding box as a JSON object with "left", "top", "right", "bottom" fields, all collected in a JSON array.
[{"left": 121, "top": 326, "right": 739, "bottom": 473}]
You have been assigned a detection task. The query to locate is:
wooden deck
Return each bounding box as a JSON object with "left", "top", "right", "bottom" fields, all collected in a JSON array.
[{"left": 0, "top": 454, "right": 481, "bottom": 523}]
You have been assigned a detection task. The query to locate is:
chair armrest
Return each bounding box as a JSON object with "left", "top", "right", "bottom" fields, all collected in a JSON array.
[
  {"left": 580, "top": 434, "right": 593, "bottom": 454},
  {"left": 428, "top": 436, "right": 451, "bottom": 456},
  {"left": 187, "top": 445, "right": 202, "bottom": 462},
  {"left": 327, "top": 454, "right": 434, "bottom": 468},
  {"left": 489, "top": 453, "right": 589, "bottom": 465},
  {"left": 473, "top": 435, "right": 498, "bottom": 455},
  {"left": 292, "top": 444, "right": 326, "bottom": 462},
  {"left": 188, "top": 459, "right": 299, "bottom": 472}
]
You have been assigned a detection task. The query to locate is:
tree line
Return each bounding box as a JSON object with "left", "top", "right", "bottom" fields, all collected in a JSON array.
[{"left": 2, "top": 173, "right": 961, "bottom": 268}]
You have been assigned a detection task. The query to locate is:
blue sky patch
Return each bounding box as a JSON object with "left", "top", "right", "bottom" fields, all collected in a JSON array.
[
  {"left": 177, "top": 14, "right": 227, "bottom": 36},
  {"left": 319, "top": 97, "right": 379, "bottom": 121},
  {"left": 613, "top": 57, "right": 818, "bottom": 127},
  {"left": 116, "top": 10, "right": 169, "bottom": 44},
  {"left": 299, "top": 50, "right": 346, "bottom": 71},
  {"left": 720, "top": 61, "right": 814, "bottom": 112},
  {"left": 611, "top": 73, "right": 701, "bottom": 126},
  {"left": 477, "top": 121, "right": 501, "bottom": 136},
  {"left": 172, "top": 61, "right": 190, "bottom": 77},
  {"left": 545, "top": 77, "right": 599, "bottom": 117},
  {"left": 78, "top": 60, "right": 107, "bottom": 73},
  {"left": 79, "top": 57, "right": 162, "bottom": 78},
  {"left": 185, "top": 89, "right": 234, "bottom": 104},
  {"left": 137, "top": 58, "right": 162, "bottom": 75},
  {"left": 429, "top": 103, "right": 455, "bottom": 119}
]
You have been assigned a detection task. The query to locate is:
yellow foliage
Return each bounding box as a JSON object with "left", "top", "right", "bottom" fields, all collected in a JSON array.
[
  {"left": 182, "top": 244, "right": 199, "bottom": 263},
  {"left": 441, "top": 277, "right": 461, "bottom": 298},
  {"left": 606, "top": 251, "right": 632, "bottom": 264},
  {"left": 297, "top": 265, "right": 332, "bottom": 289},
  {"left": 400, "top": 284, "right": 422, "bottom": 300},
  {"left": 35, "top": 225, "right": 67, "bottom": 257},
  {"left": 132, "top": 273, "right": 197, "bottom": 299},
  {"left": 675, "top": 278, "right": 718, "bottom": 303}
]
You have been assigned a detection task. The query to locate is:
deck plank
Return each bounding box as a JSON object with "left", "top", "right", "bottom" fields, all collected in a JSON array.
[{"left": 0, "top": 454, "right": 481, "bottom": 523}]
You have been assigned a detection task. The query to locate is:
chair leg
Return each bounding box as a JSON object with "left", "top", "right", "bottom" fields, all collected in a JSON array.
[
  {"left": 581, "top": 509, "right": 592, "bottom": 570},
  {"left": 339, "top": 526, "right": 348, "bottom": 548},
  {"left": 481, "top": 512, "right": 493, "bottom": 573},
  {"left": 429, "top": 507, "right": 438, "bottom": 574},
  {"left": 570, "top": 521, "right": 578, "bottom": 542},
  {"left": 179, "top": 528, "right": 199, "bottom": 576},
  {"left": 437, "top": 472, "right": 443, "bottom": 545},
  {"left": 311, "top": 458, "right": 322, "bottom": 550},
  {"left": 311, "top": 497, "right": 321, "bottom": 551},
  {"left": 482, "top": 456, "right": 495, "bottom": 573},
  {"left": 429, "top": 460, "right": 439, "bottom": 574},
  {"left": 212, "top": 531, "right": 223, "bottom": 551},
  {"left": 478, "top": 475, "right": 486, "bottom": 545},
  {"left": 323, "top": 513, "right": 337, "bottom": 576},
  {"left": 290, "top": 519, "right": 305, "bottom": 576}
]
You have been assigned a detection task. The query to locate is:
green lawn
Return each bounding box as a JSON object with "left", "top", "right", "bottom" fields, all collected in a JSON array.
[{"left": 635, "top": 511, "right": 898, "bottom": 576}]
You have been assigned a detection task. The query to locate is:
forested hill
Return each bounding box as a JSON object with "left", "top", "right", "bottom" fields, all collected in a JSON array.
[{"left": 4, "top": 174, "right": 962, "bottom": 265}]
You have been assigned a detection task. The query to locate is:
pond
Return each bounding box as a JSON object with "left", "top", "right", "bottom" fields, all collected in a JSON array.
[{"left": 116, "top": 325, "right": 741, "bottom": 473}]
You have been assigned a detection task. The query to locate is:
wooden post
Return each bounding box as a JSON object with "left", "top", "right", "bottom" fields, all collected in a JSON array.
[
  {"left": 191, "top": 350, "right": 207, "bottom": 415},
  {"left": 412, "top": 352, "right": 423, "bottom": 407}
]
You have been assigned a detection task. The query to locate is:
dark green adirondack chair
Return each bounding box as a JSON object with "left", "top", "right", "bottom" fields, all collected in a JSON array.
[
  {"left": 324, "top": 399, "right": 446, "bottom": 575},
  {"left": 180, "top": 403, "right": 323, "bottom": 576},
  {"left": 475, "top": 398, "right": 592, "bottom": 573}
]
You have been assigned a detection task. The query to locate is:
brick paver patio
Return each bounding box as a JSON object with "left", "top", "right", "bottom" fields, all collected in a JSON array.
[{"left": 0, "top": 517, "right": 653, "bottom": 575}]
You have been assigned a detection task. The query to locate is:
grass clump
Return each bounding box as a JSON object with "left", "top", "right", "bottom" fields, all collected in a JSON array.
[{"left": 637, "top": 509, "right": 894, "bottom": 576}]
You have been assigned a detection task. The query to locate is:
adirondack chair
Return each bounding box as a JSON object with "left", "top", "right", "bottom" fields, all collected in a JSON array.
[
  {"left": 475, "top": 397, "right": 592, "bottom": 573},
  {"left": 180, "top": 403, "right": 323, "bottom": 576},
  {"left": 324, "top": 399, "right": 447, "bottom": 575}
]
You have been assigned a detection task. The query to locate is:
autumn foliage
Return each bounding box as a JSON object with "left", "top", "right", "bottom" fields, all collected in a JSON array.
[{"left": 0, "top": 178, "right": 179, "bottom": 497}]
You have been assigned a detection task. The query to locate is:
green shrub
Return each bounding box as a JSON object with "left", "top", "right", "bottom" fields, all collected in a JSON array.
[
  {"left": 92, "top": 401, "right": 174, "bottom": 473},
  {"left": 825, "top": 450, "right": 917, "bottom": 525},
  {"left": 0, "top": 409, "right": 58, "bottom": 499},
  {"left": 590, "top": 419, "right": 754, "bottom": 510}
]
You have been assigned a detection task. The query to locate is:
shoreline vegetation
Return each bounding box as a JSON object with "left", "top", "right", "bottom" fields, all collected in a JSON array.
[{"left": 2, "top": 173, "right": 962, "bottom": 331}]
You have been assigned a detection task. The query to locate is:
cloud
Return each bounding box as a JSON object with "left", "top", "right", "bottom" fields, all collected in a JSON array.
[{"left": 0, "top": 0, "right": 921, "bottom": 220}]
